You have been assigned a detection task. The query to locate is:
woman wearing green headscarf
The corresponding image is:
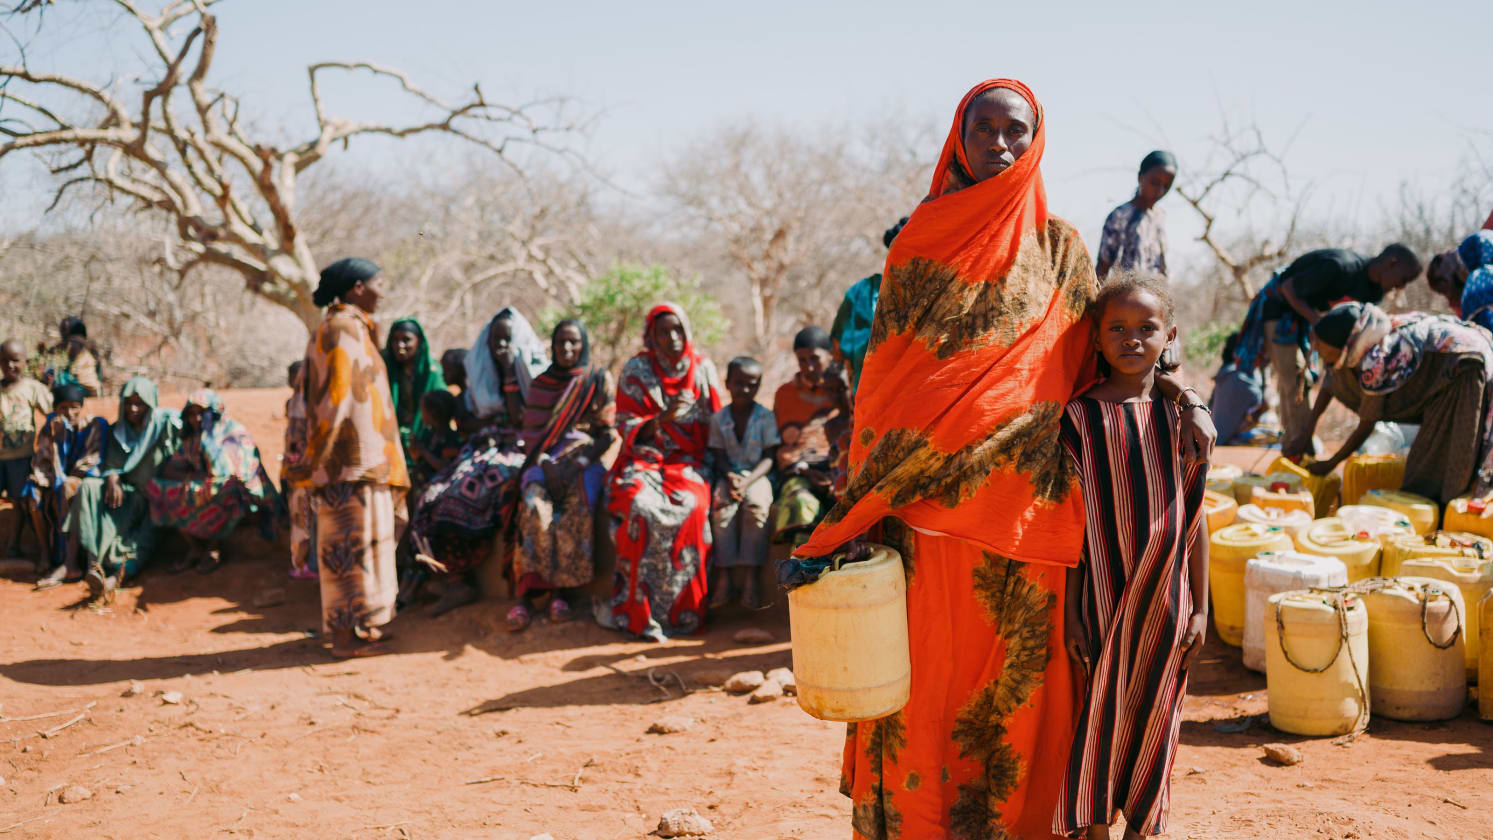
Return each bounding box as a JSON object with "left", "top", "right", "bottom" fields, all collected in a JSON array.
[
  {"left": 382, "top": 318, "right": 445, "bottom": 457},
  {"left": 64, "top": 376, "right": 180, "bottom": 597}
]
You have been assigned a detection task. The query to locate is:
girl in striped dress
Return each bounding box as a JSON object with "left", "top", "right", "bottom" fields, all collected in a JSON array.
[{"left": 1054, "top": 274, "right": 1210, "bottom": 839}]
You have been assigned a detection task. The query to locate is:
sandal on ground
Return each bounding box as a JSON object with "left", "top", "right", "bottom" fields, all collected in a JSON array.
[
  {"left": 33, "top": 566, "right": 73, "bottom": 590},
  {"left": 195, "top": 548, "right": 225, "bottom": 575},
  {"left": 85, "top": 568, "right": 117, "bottom": 599},
  {"left": 548, "top": 597, "right": 573, "bottom": 624},
  {"left": 505, "top": 603, "right": 532, "bottom": 632},
  {"left": 289, "top": 566, "right": 318, "bottom": 581},
  {"left": 330, "top": 641, "right": 389, "bottom": 660}
]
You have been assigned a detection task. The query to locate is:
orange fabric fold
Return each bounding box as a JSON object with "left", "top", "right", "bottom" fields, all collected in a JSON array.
[{"left": 796, "top": 78, "right": 1097, "bottom": 568}]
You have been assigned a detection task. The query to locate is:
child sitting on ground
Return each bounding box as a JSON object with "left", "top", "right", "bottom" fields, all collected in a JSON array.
[
  {"left": 707, "top": 356, "right": 779, "bottom": 610},
  {"left": 0, "top": 340, "right": 54, "bottom": 558},
  {"left": 1054, "top": 274, "right": 1209, "bottom": 840},
  {"left": 408, "top": 390, "right": 463, "bottom": 488}
]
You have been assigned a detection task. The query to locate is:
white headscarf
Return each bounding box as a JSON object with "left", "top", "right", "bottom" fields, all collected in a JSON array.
[{"left": 464, "top": 307, "right": 548, "bottom": 420}]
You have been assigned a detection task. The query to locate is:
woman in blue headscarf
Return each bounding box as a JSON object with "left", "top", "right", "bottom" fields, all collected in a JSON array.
[
  {"left": 147, "top": 389, "right": 279, "bottom": 574},
  {"left": 64, "top": 376, "right": 180, "bottom": 597},
  {"left": 1452, "top": 231, "right": 1493, "bottom": 330}
]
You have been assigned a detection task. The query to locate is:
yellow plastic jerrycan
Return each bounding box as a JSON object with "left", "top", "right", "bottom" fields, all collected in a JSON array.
[
  {"left": 1341, "top": 454, "right": 1406, "bottom": 506},
  {"left": 1210, "top": 523, "right": 1295, "bottom": 647},
  {"left": 1204, "top": 490, "right": 1238, "bottom": 534},
  {"left": 1360, "top": 489, "right": 1439, "bottom": 536},
  {"left": 1356, "top": 577, "right": 1466, "bottom": 721},
  {"left": 1241, "top": 551, "right": 1348, "bottom": 673},
  {"left": 1292, "top": 518, "right": 1382, "bottom": 582},
  {"left": 1264, "top": 589, "right": 1370, "bottom": 736},
  {"left": 1379, "top": 531, "right": 1492, "bottom": 578},
  {"left": 1233, "top": 473, "right": 1303, "bottom": 507},
  {"left": 1443, "top": 497, "right": 1493, "bottom": 542},
  {"left": 1397, "top": 554, "right": 1493, "bottom": 682},
  {"left": 1207, "top": 463, "right": 1243, "bottom": 496},
  {"left": 788, "top": 545, "right": 911, "bottom": 722},
  {"left": 1480, "top": 590, "right": 1493, "bottom": 720},
  {"left": 1236, "top": 504, "right": 1313, "bottom": 540},
  {"left": 1250, "top": 484, "right": 1317, "bottom": 517},
  {"left": 1336, "top": 505, "right": 1417, "bottom": 549},
  {"left": 1270, "top": 456, "right": 1341, "bottom": 519}
]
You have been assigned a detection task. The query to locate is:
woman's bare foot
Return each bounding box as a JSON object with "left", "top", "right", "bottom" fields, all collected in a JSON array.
[{"left": 330, "top": 628, "right": 390, "bottom": 659}]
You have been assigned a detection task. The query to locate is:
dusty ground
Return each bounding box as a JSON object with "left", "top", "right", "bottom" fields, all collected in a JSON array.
[{"left": 1, "top": 395, "right": 1491, "bottom": 839}]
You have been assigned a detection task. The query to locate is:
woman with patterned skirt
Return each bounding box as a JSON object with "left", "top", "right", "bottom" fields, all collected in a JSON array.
[{"left": 788, "top": 80, "right": 1214, "bottom": 839}]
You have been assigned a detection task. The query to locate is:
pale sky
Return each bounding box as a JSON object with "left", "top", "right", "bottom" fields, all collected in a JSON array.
[{"left": 3, "top": 0, "right": 1489, "bottom": 275}]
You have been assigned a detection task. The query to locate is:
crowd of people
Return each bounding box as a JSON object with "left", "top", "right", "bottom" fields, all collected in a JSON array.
[{"left": 6, "top": 74, "right": 1493, "bottom": 839}]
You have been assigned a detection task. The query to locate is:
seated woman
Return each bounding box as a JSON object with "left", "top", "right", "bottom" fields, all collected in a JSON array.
[
  {"left": 383, "top": 318, "right": 445, "bottom": 460},
  {"left": 407, "top": 307, "right": 547, "bottom": 616},
  {"left": 510, "top": 320, "right": 616, "bottom": 631},
  {"left": 597, "top": 304, "right": 723, "bottom": 640},
  {"left": 1210, "top": 331, "right": 1269, "bottom": 445},
  {"left": 29, "top": 384, "right": 108, "bottom": 588},
  {"left": 1286, "top": 302, "right": 1493, "bottom": 504},
  {"left": 770, "top": 325, "right": 843, "bottom": 546},
  {"left": 146, "top": 390, "right": 279, "bottom": 574},
  {"left": 65, "top": 376, "right": 180, "bottom": 597}
]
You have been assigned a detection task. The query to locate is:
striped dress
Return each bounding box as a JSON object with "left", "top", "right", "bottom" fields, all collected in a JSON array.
[{"left": 1053, "top": 396, "right": 1205, "bottom": 837}]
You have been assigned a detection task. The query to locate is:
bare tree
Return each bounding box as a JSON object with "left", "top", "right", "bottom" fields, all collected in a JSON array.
[
  {"left": 659, "top": 120, "right": 931, "bottom": 358},
  {"left": 1176, "top": 117, "right": 1308, "bottom": 302},
  {"left": 0, "top": 0, "right": 579, "bottom": 329}
]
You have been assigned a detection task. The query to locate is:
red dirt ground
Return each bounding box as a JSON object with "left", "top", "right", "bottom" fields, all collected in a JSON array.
[{"left": 1, "top": 394, "right": 1491, "bottom": 839}]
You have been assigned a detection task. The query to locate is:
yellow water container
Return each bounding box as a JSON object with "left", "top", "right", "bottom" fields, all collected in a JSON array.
[
  {"left": 1480, "top": 591, "right": 1493, "bottom": 720},
  {"left": 1336, "top": 505, "right": 1417, "bottom": 548},
  {"left": 788, "top": 545, "right": 911, "bottom": 722},
  {"left": 1443, "top": 497, "right": 1493, "bottom": 542},
  {"left": 1264, "top": 590, "right": 1370, "bottom": 736},
  {"left": 1379, "top": 531, "right": 1492, "bottom": 578},
  {"left": 1233, "top": 473, "right": 1304, "bottom": 507},
  {"left": 1292, "top": 518, "right": 1382, "bottom": 582},
  {"left": 1210, "top": 523, "right": 1295, "bottom": 647},
  {"left": 1242, "top": 551, "right": 1349, "bottom": 672},
  {"left": 1270, "top": 456, "right": 1342, "bottom": 519},
  {"left": 1236, "top": 504, "right": 1314, "bottom": 540},
  {"left": 1342, "top": 454, "right": 1406, "bottom": 506},
  {"left": 1397, "top": 555, "right": 1493, "bottom": 682},
  {"left": 1357, "top": 577, "right": 1466, "bottom": 721},
  {"left": 1360, "top": 489, "right": 1439, "bottom": 535},
  {"left": 1250, "top": 484, "right": 1316, "bottom": 517},
  {"left": 1207, "top": 464, "right": 1244, "bottom": 496},
  {"left": 1204, "top": 490, "right": 1238, "bottom": 534}
]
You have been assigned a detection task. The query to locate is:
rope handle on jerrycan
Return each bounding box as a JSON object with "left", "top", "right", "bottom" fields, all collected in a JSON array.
[
  {"left": 1345, "top": 577, "right": 1464, "bottom": 650},
  {"left": 1273, "top": 587, "right": 1369, "bottom": 735}
]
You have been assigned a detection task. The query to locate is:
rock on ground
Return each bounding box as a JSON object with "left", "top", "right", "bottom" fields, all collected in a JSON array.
[
  {"left": 748, "top": 680, "right": 782, "bottom": 704},
  {"left": 657, "top": 807, "right": 715, "bottom": 837},
  {"left": 732, "top": 627, "right": 774, "bottom": 644},
  {"left": 159, "top": 691, "right": 183, "bottom": 705},
  {"left": 1262, "top": 743, "right": 1304, "bottom": 766},
  {"left": 690, "top": 668, "right": 734, "bottom": 688},
  {"left": 647, "top": 716, "right": 695, "bottom": 735},
  {"left": 766, "top": 667, "right": 795, "bottom": 694},
  {"left": 723, "top": 671, "right": 765, "bottom": 694},
  {"left": 58, "top": 784, "right": 93, "bottom": 804},
  {"left": 122, "top": 681, "right": 144, "bottom": 697}
]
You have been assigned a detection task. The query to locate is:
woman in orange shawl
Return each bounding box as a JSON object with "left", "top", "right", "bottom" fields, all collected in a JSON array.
[{"left": 794, "top": 80, "right": 1214, "bottom": 840}]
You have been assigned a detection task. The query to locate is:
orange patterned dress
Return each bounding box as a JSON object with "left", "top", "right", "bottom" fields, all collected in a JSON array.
[{"left": 795, "top": 79, "right": 1097, "bottom": 840}]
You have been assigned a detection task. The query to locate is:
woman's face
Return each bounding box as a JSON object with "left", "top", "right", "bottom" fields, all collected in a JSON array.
[
  {"left": 794, "top": 346, "right": 832, "bottom": 385},
  {"left": 1138, "top": 165, "right": 1176, "bottom": 205},
  {"left": 651, "top": 313, "right": 687, "bottom": 361},
  {"left": 182, "top": 403, "right": 205, "bottom": 433},
  {"left": 961, "top": 88, "right": 1036, "bottom": 183},
  {"left": 121, "top": 393, "right": 150, "bottom": 429},
  {"left": 1310, "top": 334, "right": 1343, "bottom": 367},
  {"left": 553, "top": 325, "right": 584, "bottom": 369},
  {"left": 487, "top": 317, "right": 515, "bottom": 363},
  {"left": 346, "top": 273, "right": 386, "bottom": 314},
  {"left": 389, "top": 327, "right": 419, "bottom": 364}
]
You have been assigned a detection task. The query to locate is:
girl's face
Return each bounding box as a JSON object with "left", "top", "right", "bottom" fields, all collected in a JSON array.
[
  {"left": 1096, "top": 290, "right": 1175, "bottom": 377},
  {"left": 651, "top": 313, "right": 687, "bottom": 361},
  {"left": 58, "top": 400, "right": 84, "bottom": 426},
  {"left": 553, "top": 325, "right": 584, "bottom": 369},
  {"left": 1138, "top": 165, "right": 1176, "bottom": 204},
  {"left": 182, "top": 403, "right": 205, "bottom": 433},
  {"left": 794, "top": 346, "right": 832, "bottom": 384},
  {"left": 121, "top": 393, "right": 150, "bottom": 429},
  {"left": 961, "top": 88, "right": 1035, "bottom": 183},
  {"left": 487, "top": 317, "right": 515, "bottom": 363},
  {"left": 389, "top": 327, "right": 419, "bottom": 364}
]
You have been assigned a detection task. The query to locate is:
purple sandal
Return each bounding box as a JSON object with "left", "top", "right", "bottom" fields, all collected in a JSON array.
[
  {"left": 506, "top": 603, "right": 532, "bottom": 632},
  {"left": 548, "top": 597, "right": 574, "bottom": 624}
]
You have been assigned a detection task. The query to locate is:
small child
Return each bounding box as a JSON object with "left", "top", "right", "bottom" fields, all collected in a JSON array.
[
  {"left": 408, "top": 389, "right": 462, "bottom": 487},
  {"left": 1054, "top": 274, "right": 1209, "bottom": 840},
  {"left": 707, "top": 356, "right": 779, "bottom": 610},
  {"left": 0, "top": 340, "right": 54, "bottom": 558}
]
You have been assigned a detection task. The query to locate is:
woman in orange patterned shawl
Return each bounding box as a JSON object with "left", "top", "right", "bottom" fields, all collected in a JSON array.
[
  {"left": 288, "top": 257, "right": 411, "bottom": 660},
  {"left": 794, "top": 80, "right": 1214, "bottom": 840}
]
